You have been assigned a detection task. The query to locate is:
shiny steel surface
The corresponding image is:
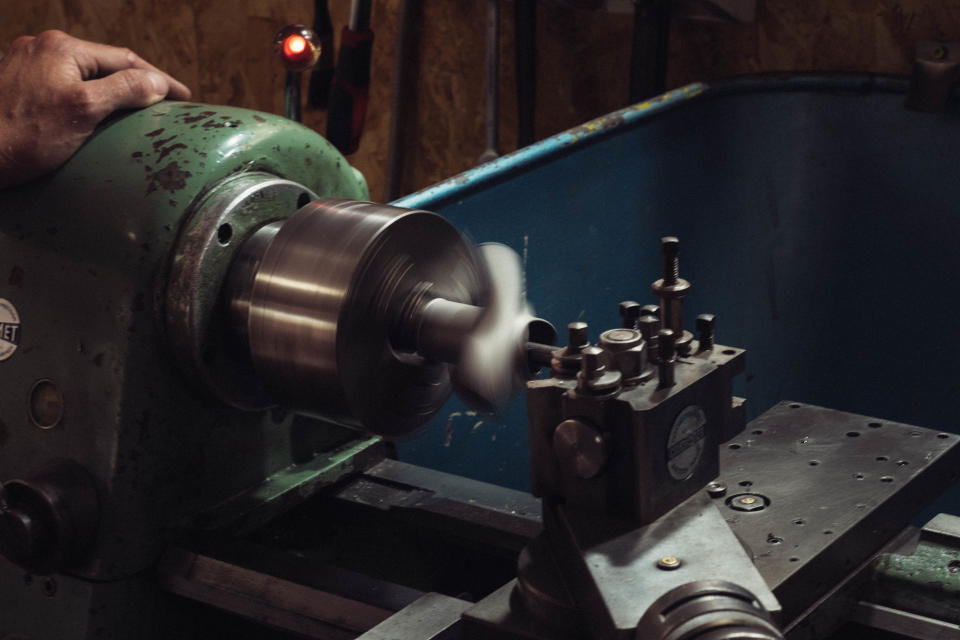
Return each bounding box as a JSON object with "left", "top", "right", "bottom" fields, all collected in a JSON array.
[
  {"left": 415, "top": 297, "right": 484, "bottom": 363},
  {"left": 226, "top": 221, "right": 282, "bottom": 350},
  {"left": 165, "top": 173, "right": 317, "bottom": 410},
  {"left": 635, "top": 580, "right": 783, "bottom": 640},
  {"left": 552, "top": 418, "right": 609, "bottom": 479},
  {"left": 245, "top": 198, "right": 482, "bottom": 436},
  {"left": 718, "top": 402, "right": 960, "bottom": 625},
  {"left": 545, "top": 498, "right": 781, "bottom": 639}
]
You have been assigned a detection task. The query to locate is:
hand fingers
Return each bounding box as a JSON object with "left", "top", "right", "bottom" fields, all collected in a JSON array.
[
  {"left": 63, "top": 33, "right": 191, "bottom": 100},
  {"left": 80, "top": 68, "right": 175, "bottom": 121},
  {"left": 148, "top": 68, "right": 191, "bottom": 100}
]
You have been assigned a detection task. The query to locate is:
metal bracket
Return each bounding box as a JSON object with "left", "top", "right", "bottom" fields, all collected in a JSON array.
[{"left": 906, "top": 41, "right": 960, "bottom": 112}]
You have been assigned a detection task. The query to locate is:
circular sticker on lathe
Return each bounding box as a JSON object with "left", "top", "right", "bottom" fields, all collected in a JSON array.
[
  {"left": 0, "top": 298, "right": 21, "bottom": 361},
  {"left": 667, "top": 405, "right": 707, "bottom": 480}
]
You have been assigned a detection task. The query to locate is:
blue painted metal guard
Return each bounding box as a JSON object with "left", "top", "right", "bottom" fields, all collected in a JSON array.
[{"left": 391, "top": 73, "right": 960, "bottom": 516}]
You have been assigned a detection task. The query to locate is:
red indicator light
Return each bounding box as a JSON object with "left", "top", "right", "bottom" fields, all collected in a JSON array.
[
  {"left": 274, "top": 25, "right": 320, "bottom": 71},
  {"left": 284, "top": 34, "right": 307, "bottom": 58}
]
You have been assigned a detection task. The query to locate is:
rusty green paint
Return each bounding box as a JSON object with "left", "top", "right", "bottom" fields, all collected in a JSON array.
[
  {"left": 0, "top": 101, "right": 369, "bottom": 585},
  {"left": 870, "top": 533, "right": 960, "bottom": 623},
  {"left": 194, "top": 434, "right": 386, "bottom": 535},
  {"left": 117, "top": 102, "right": 368, "bottom": 203}
]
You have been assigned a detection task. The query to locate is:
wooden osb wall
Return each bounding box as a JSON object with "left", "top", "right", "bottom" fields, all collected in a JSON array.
[{"left": 2, "top": 1, "right": 960, "bottom": 201}]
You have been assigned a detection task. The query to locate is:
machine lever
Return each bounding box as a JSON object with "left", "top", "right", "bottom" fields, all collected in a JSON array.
[{"left": 327, "top": 0, "right": 374, "bottom": 154}]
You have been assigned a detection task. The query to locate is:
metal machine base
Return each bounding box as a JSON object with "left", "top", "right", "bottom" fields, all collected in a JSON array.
[{"left": 459, "top": 402, "right": 960, "bottom": 640}]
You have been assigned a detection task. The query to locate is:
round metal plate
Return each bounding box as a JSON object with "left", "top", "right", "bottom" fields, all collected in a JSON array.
[{"left": 165, "top": 172, "right": 316, "bottom": 409}]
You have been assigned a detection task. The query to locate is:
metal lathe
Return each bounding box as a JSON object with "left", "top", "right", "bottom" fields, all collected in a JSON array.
[{"left": 2, "top": 76, "right": 960, "bottom": 640}]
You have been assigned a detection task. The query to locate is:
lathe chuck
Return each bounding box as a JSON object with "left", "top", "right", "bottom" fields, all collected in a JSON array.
[{"left": 229, "top": 198, "right": 483, "bottom": 436}]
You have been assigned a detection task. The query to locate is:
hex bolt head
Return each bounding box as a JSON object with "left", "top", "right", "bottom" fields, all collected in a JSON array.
[
  {"left": 566, "top": 322, "right": 589, "bottom": 353},
  {"left": 706, "top": 481, "right": 727, "bottom": 498},
  {"left": 576, "top": 345, "right": 622, "bottom": 394},
  {"left": 727, "top": 493, "right": 768, "bottom": 512},
  {"left": 551, "top": 321, "right": 591, "bottom": 378},
  {"left": 599, "top": 328, "right": 642, "bottom": 352},
  {"left": 638, "top": 315, "right": 661, "bottom": 364},
  {"left": 579, "top": 346, "right": 606, "bottom": 380},
  {"left": 696, "top": 314, "right": 716, "bottom": 350},
  {"left": 619, "top": 301, "right": 641, "bottom": 329},
  {"left": 638, "top": 315, "right": 661, "bottom": 340},
  {"left": 639, "top": 304, "right": 660, "bottom": 319}
]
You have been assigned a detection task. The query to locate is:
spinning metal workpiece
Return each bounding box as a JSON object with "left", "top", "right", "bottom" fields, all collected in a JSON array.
[{"left": 175, "top": 197, "right": 554, "bottom": 436}]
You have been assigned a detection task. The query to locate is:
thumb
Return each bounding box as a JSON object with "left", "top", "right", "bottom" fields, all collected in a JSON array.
[{"left": 79, "top": 69, "right": 169, "bottom": 122}]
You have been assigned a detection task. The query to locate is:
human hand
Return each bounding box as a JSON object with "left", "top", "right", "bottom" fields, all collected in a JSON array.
[{"left": 0, "top": 30, "right": 191, "bottom": 188}]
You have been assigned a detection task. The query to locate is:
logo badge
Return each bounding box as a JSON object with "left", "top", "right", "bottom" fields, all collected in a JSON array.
[
  {"left": 667, "top": 405, "right": 707, "bottom": 480},
  {"left": 0, "top": 298, "right": 21, "bottom": 361}
]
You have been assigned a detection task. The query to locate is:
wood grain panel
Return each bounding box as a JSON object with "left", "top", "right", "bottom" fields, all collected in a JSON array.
[{"left": 2, "top": 1, "right": 960, "bottom": 201}]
